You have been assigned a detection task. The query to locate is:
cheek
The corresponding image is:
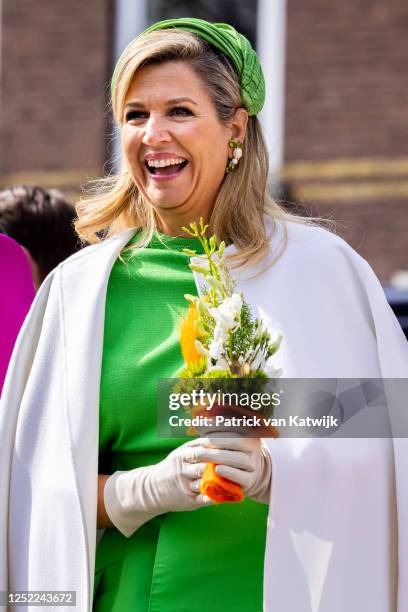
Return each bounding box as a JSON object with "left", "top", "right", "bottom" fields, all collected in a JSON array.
[
  {"left": 190, "top": 125, "right": 229, "bottom": 172},
  {"left": 201, "top": 141, "right": 229, "bottom": 178},
  {"left": 121, "top": 129, "right": 142, "bottom": 166}
]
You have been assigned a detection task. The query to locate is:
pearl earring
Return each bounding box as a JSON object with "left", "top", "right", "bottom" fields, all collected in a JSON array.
[{"left": 226, "top": 139, "right": 243, "bottom": 173}]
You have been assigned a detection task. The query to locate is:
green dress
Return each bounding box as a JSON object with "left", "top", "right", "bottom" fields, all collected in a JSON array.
[{"left": 93, "top": 231, "right": 268, "bottom": 612}]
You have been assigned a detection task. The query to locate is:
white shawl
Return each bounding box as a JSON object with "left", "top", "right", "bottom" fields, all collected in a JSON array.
[{"left": 1, "top": 220, "right": 407, "bottom": 611}]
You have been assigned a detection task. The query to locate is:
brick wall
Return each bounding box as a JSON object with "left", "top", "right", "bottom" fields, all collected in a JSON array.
[
  {"left": 284, "top": 0, "right": 408, "bottom": 281},
  {"left": 285, "top": 0, "right": 408, "bottom": 160},
  {"left": 0, "top": 0, "right": 112, "bottom": 176}
]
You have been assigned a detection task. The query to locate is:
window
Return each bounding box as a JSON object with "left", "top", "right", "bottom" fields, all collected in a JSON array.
[{"left": 148, "top": 0, "right": 258, "bottom": 49}]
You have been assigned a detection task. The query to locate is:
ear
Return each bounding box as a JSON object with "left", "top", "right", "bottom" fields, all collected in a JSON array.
[{"left": 229, "top": 107, "right": 249, "bottom": 145}]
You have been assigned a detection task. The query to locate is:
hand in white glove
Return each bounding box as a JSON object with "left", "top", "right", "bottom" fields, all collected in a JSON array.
[
  {"left": 104, "top": 437, "right": 272, "bottom": 538},
  {"left": 104, "top": 438, "right": 218, "bottom": 537},
  {"left": 199, "top": 437, "right": 272, "bottom": 505}
]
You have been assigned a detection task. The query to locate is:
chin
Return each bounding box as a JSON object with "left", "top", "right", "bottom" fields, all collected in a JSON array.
[{"left": 145, "top": 189, "right": 191, "bottom": 210}]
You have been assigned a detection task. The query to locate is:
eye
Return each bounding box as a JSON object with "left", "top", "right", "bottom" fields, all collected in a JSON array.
[
  {"left": 169, "top": 106, "right": 194, "bottom": 117},
  {"left": 125, "top": 110, "right": 148, "bottom": 122}
]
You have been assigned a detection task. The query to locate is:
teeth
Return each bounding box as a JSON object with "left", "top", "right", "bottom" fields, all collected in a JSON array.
[{"left": 147, "top": 157, "right": 186, "bottom": 168}]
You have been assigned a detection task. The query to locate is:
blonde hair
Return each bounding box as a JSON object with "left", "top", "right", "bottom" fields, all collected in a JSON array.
[{"left": 75, "top": 30, "right": 321, "bottom": 267}]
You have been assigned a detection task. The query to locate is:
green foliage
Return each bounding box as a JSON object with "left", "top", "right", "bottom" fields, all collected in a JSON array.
[
  {"left": 229, "top": 301, "right": 255, "bottom": 359},
  {"left": 177, "top": 358, "right": 208, "bottom": 379},
  {"left": 198, "top": 313, "right": 215, "bottom": 347},
  {"left": 182, "top": 218, "right": 229, "bottom": 306},
  {"left": 246, "top": 369, "right": 268, "bottom": 379},
  {"left": 201, "top": 370, "right": 234, "bottom": 379}
]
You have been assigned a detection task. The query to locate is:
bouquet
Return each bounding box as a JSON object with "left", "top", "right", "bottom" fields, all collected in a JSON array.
[{"left": 176, "top": 219, "right": 282, "bottom": 503}]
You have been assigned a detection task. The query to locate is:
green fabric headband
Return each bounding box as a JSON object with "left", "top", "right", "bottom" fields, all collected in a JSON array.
[{"left": 112, "top": 17, "right": 265, "bottom": 116}]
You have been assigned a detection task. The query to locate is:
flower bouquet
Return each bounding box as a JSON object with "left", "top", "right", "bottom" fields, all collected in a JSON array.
[{"left": 176, "top": 219, "right": 282, "bottom": 502}]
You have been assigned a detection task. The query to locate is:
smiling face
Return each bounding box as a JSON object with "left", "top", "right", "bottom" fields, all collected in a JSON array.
[{"left": 121, "top": 61, "right": 246, "bottom": 233}]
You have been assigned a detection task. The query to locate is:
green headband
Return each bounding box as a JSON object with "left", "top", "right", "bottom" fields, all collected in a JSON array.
[{"left": 112, "top": 17, "right": 265, "bottom": 116}]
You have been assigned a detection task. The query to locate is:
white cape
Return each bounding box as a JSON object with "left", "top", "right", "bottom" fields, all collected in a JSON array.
[{"left": 1, "top": 220, "right": 407, "bottom": 611}]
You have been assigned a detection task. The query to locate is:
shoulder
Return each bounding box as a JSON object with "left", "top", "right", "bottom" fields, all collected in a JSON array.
[
  {"left": 31, "top": 229, "right": 136, "bottom": 311},
  {"left": 277, "top": 218, "right": 356, "bottom": 258},
  {"left": 270, "top": 218, "right": 371, "bottom": 279},
  {"left": 254, "top": 217, "right": 378, "bottom": 312},
  {"left": 57, "top": 228, "right": 136, "bottom": 272}
]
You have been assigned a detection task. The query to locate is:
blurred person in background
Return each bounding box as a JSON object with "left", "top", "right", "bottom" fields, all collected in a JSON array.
[
  {"left": 1, "top": 17, "right": 408, "bottom": 612},
  {"left": 0, "top": 185, "right": 80, "bottom": 290},
  {"left": 0, "top": 234, "right": 35, "bottom": 394}
]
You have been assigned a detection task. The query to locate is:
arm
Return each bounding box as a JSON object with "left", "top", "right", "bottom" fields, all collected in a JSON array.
[
  {"left": 97, "top": 474, "right": 114, "bottom": 529},
  {"left": 99, "top": 440, "right": 215, "bottom": 537}
]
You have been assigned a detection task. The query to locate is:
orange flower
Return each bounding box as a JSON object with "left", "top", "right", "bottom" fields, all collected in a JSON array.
[
  {"left": 200, "top": 463, "right": 244, "bottom": 503},
  {"left": 179, "top": 303, "right": 202, "bottom": 365}
]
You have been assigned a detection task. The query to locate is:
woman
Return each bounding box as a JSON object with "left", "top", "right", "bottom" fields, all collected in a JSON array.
[{"left": 1, "top": 17, "right": 407, "bottom": 612}]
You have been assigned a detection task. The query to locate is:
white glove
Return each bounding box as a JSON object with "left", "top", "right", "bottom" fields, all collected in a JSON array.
[
  {"left": 104, "top": 438, "right": 217, "bottom": 537},
  {"left": 104, "top": 437, "right": 272, "bottom": 538},
  {"left": 200, "top": 437, "right": 272, "bottom": 505}
]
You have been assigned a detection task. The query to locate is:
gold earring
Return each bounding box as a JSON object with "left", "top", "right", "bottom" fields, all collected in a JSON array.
[{"left": 226, "top": 139, "right": 243, "bottom": 173}]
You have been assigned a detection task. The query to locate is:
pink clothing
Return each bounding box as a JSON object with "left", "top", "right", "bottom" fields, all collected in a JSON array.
[{"left": 0, "top": 234, "right": 35, "bottom": 394}]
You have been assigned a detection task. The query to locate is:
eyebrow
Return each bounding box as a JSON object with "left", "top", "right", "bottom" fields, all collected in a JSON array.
[{"left": 124, "top": 97, "right": 199, "bottom": 109}]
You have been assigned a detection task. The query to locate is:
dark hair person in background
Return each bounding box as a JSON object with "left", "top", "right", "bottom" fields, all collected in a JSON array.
[{"left": 0, "top": 186, "right": 80, "bottom": 289}]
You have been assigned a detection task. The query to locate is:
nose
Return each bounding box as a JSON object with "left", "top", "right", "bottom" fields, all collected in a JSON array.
[{"left": 142, "top": 113, "right": 171, "bottom": 146}]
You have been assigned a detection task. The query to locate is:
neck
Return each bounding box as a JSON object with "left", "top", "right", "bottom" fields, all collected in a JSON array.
[{"left": 154, "top": 204, "right": 213, "bottom": 237}]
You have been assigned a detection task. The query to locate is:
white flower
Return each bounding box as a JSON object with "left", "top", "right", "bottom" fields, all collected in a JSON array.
[
  {"left": 208, "top": 337, "right": 226, "bottom": 361},
  {"left": 268, "top": 334, "right": 283, "bottom": 356},
  {"left": 206, "top": 358, "right": 229, "bottom": 374},
  {"left": 207, "top": 293, "right": 244, "bottom": 364},
  {"left": 195, "top": 340, "right": 208, "bottom": 357},
  {"left": 213, "top": 324, "right": 228, "bottom": 343},
  {"left": 268, "top": 328, "right": 282, "bottom": 346},
  {"left": 264, "top": 357, "right": 283, "bottom": 378},
  {"left": 225, "top": 292, "right": 243, "bottom": 314},
  {"left": 256, "top": 307, "right": 282, "bottom": 344},
  {"left": 256, "top": 307, "right": 271, "bottom": 331},
  {"left": 209, "top": 293, "right": 243, "bottom": 332}
]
